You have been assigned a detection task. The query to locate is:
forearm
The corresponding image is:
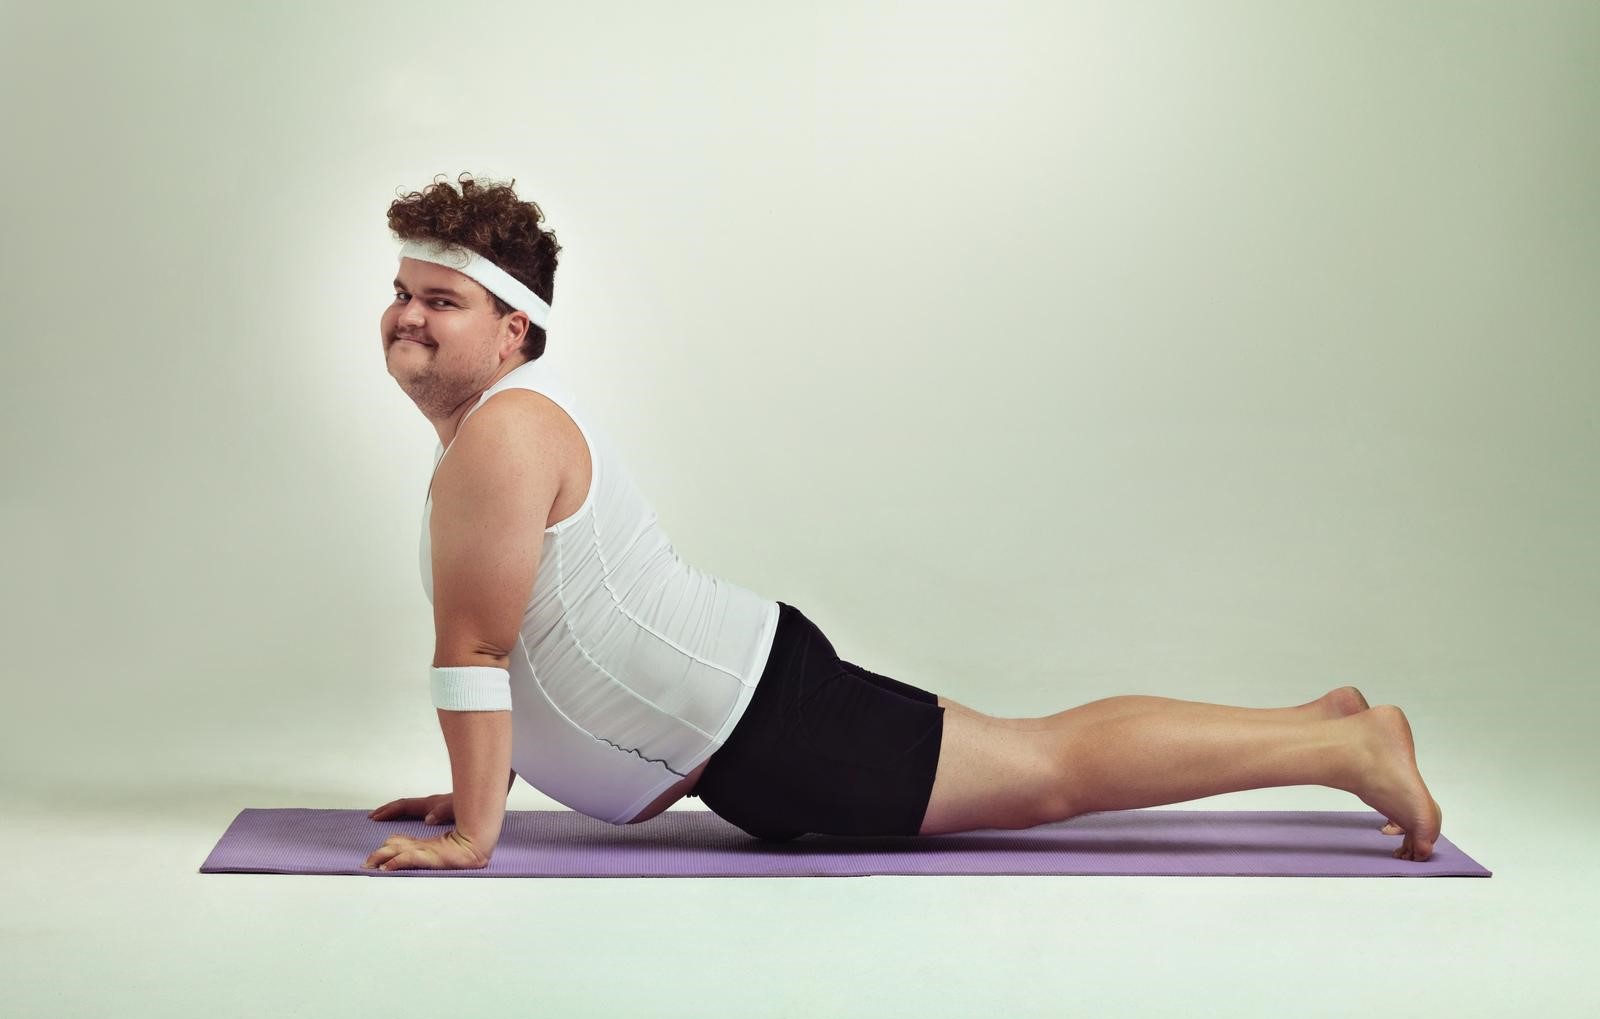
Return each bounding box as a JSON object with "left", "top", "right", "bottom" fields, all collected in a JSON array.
[{"left": 436, "top": 708, "right": 513, "bottom": 859}]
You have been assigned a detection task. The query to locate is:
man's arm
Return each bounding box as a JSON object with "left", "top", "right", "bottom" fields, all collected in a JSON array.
[
  {"left": 436, "top": 707, "right": 512, "bottom": 857},
  {"left": 429, "top": 393, "right": 563, "bottom": 859}
]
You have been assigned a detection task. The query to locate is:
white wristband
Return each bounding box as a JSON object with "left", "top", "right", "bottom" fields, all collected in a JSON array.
[{"left": 430, "top": 665, "right": 513, "bottom": 711}]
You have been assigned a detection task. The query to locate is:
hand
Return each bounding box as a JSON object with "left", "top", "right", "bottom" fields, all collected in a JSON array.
[
  {"left": 368, "top": 793, "right": 454, "bottom": 826},
  {"left": 362, "top": 828, "right": 489, "bottom": 871}
]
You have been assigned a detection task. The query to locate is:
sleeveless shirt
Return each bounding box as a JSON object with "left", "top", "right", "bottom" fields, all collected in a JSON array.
[{"left": 420, "top": 358, "right": 781, "bottom": 824}]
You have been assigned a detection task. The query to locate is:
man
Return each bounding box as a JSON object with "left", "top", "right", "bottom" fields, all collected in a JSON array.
[
  {"left": 359, "top": 176, "right": 782, "bottom": 868},
  {"left": 361, "top": 175, "right": 1443, "bottom": 872}
]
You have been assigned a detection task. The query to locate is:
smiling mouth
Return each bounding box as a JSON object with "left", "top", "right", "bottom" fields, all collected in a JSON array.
[{"left": 394, "top": 338, "right": 433, "bottom": 347}]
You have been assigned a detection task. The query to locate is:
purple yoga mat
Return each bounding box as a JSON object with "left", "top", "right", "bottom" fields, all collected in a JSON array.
[{"left": 200, "top": 808, "right": 1490, "bottom": 878}]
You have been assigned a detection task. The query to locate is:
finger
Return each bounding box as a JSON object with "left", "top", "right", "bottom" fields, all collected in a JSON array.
[
  {"left": 365, "top": 837, "right": 422, "bottom": 867},
  {"left": 363, "top": 837, "right": 414, "bottom": 868},
  {"left": 381, "top": 846, "right": 439, "bottom": 871},
  {"left": 376, "top": 797, "right": 436, "bottom": 820},
  {"left": 368, "top": 800, "right": 406, "bottom": 820}
]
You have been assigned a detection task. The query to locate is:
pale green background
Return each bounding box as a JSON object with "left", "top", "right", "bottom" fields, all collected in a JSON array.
[{"left": 2, "top": 0, "right": 1596, "bottom": 1016}]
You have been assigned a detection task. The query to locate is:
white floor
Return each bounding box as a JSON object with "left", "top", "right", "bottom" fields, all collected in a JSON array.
[{"left": 8, "top": 770, "right": 1593, "bottom": 1018}]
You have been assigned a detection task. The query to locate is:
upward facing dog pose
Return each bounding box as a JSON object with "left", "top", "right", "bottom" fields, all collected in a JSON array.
[{"left": 361, "top": 173, "right": 1443, "bottom": 872}]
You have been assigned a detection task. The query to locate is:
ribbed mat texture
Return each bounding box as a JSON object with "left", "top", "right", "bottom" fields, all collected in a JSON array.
[{"left": 200, "top": 808, "right": 1489, "bottom": 878}]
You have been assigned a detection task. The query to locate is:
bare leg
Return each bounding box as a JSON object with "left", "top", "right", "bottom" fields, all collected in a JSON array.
[
  {"left": 920, "top": 701, "right": 1442, "bottom": 861},
  {"left": 1059, "top": 705, "right": 1440, "bottom": 860},
  {"left": 937, "top": 685, "right": 1370, "bottom": 730},
  {"left": 933, "top": 686, "right": 1406, "bottom": 833}
]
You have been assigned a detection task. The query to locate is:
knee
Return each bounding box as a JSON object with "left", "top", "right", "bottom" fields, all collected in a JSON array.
[
  {"left": 1029, "top": 789, "right": 1076, "bottom": 827},
  {"left": 990, "top": 791, "right": 1072, "bottom": 831},
  {"left": 1029, "top": 752, "right": 1080, "bottom": 825},
  {"left": 996, "top": 746, "right": 1078, "bottom": 829}
]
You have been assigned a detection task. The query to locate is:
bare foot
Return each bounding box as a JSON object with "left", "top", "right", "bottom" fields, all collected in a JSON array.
[
  {"left": 1346, "top": 705, "right": 1443, "bottom": 861},
  {"left": 1316, "top": 685, "right": 1370, "bottom": 719},
  {"left": 1311, "top": 687, "right": 1415, "bottom": 834}
]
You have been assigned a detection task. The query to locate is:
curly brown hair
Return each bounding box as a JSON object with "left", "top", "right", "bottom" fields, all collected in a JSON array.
[{"left": 387, "top": 172, "right": 562, "bottom": 362}]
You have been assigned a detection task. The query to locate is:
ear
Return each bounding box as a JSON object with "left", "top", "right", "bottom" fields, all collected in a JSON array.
[{"left": 497, "top": 309, "right": 530, "bottom": 360}]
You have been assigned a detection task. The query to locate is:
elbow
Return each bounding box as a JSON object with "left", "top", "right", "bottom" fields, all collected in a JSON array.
[{"left": 433, "top": 641, "right": 512, "bottom": 671}]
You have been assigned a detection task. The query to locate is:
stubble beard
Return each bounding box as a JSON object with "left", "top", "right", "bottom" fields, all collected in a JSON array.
[{"left": 390, "top": 346, "right": 491, "bottom": 421}]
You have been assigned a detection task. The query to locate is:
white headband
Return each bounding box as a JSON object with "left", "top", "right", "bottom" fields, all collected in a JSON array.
[{"left": 397, "top": 238, "right": 550, "bottom": 330}]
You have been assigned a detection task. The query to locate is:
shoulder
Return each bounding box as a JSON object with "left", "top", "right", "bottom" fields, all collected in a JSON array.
[
  {"left": 461, "top": 387, "right": 573, "bottom": 450},
  {"left": 435, "top": 389, "right": 569, "bottom": 496},
  {"left": 469, "top": 387, "right": 586, "bottom": 453},
  {"left": 471, "top": 386, "right": 569, "bottom": 428}
]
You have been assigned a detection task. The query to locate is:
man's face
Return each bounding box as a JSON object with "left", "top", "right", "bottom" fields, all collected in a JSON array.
[{"left": 382, "top": 257, "right": 517, "bottom": 419}]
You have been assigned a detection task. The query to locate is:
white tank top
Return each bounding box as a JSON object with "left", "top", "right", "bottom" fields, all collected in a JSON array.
[{"left": 420, "top": 358, "right": 781, "bottom": 824}]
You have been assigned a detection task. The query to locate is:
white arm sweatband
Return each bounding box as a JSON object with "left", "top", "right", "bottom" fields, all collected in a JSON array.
[{"left": 430, "top": 665, "right": 513, "bottom": 711}]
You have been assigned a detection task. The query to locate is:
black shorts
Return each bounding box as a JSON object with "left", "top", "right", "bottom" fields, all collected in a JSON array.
[{"left": 690, "top": 601, "right": 945, "bottom": 841}]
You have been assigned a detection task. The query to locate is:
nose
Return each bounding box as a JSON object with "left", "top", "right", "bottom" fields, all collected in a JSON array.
[{"left": 397, "top": 297, "right": 427, "bottom": 327}]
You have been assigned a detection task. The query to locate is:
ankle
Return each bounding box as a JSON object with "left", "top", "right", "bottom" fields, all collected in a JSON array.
[{"left": 1327, "top": 715, "right": 1376, "bottom": 794}]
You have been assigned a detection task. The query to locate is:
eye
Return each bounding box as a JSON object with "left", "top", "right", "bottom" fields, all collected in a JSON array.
[{"left": 391, "top": 292, "right": 455, "bottom": 308}]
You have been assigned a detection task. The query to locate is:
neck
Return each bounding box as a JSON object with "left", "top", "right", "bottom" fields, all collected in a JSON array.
[{"left": 431, "top": 356, "right": 530, "bottom": 448}]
